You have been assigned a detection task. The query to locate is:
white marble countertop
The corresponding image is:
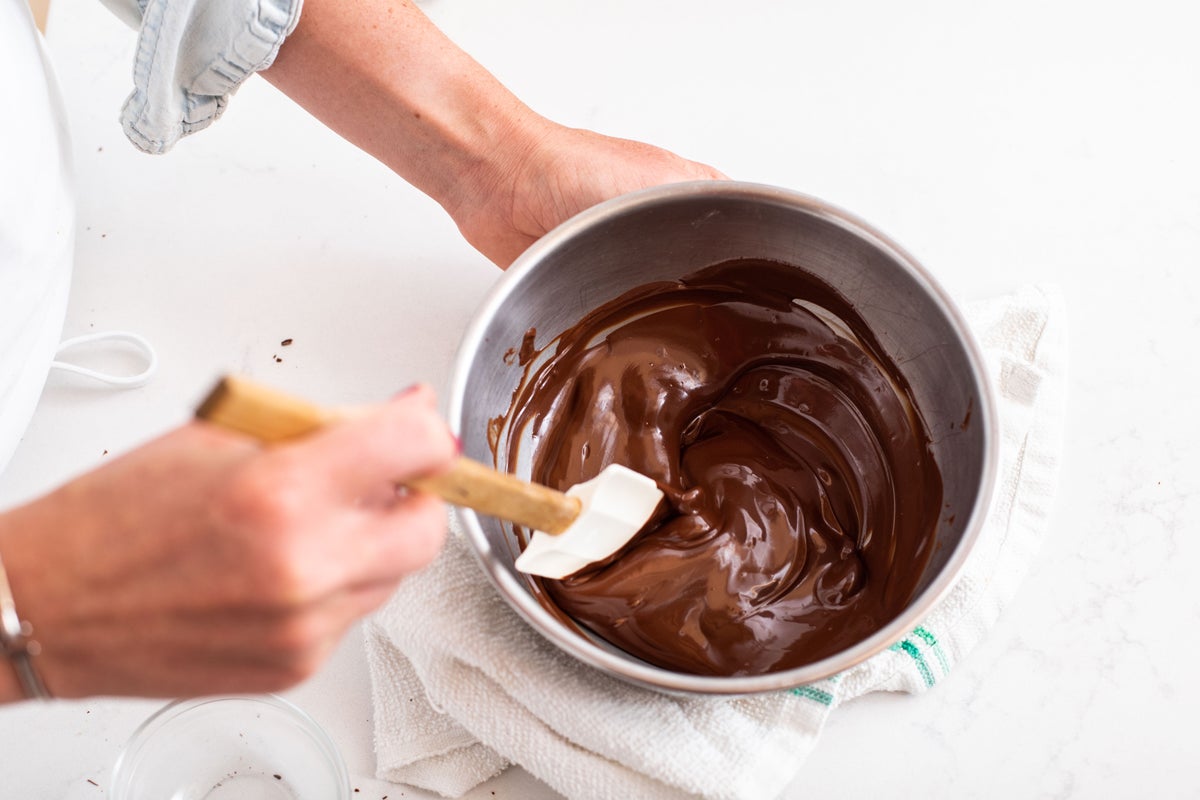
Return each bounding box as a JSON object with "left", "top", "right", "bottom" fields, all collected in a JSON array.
[{"left": 3, "top": 0, "right": 1197, "bottom": 797}]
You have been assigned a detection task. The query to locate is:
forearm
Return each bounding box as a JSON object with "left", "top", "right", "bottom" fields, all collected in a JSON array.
[{"left": 261, "top": 0, "right": 548, "bottom": 219}]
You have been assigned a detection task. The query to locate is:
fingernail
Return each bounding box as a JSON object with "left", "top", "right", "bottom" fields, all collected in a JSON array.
[
  {"left": 395, "top": 384, "right": 420, "bottom": 398},
  {"left": 453, "top": 434, "right": 463, "bottom": 455}
]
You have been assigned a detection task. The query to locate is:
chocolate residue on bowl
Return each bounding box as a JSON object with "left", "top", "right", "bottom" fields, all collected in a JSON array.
[{"left": 500, "top": 259, "right": 943, "bottom": 677}]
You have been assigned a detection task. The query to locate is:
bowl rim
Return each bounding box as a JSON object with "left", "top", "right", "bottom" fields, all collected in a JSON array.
[
  {"left": 446, "top": 180, "right": 999, "bottom": 694},
  {"left": 110, "top": 693, "right": 351, "bottom": 798}
]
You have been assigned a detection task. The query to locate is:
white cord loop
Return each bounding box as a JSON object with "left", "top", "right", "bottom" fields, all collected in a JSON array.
[{"left": 50, "top": 331, "right": 158, "bottom": 388}]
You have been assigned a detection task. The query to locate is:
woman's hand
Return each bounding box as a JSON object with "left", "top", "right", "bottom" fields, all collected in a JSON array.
[
  {"left": 447, "top": 123, "right": 727, "bottom": 268},
  {"left": 0, "top": 385, "right": 455, "bottom": 700}
]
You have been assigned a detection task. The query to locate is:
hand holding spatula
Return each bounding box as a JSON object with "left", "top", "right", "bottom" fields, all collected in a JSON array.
[{"left": 196, "top": 376, "right": 663, "bottom": 579}]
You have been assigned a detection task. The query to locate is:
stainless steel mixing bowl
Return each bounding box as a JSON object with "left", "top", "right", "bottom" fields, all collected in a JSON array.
[{"left": 446, "top": 181, "right": 996, "bottom": 694}]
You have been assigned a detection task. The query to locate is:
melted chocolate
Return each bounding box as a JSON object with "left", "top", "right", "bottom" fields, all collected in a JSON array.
[{"left": 501, "top": 259, "right": 943, "bottom": 676}]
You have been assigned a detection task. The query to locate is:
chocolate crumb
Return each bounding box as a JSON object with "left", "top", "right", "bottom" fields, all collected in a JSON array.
[
  {"left": 281, "top": 338, "right": 294, "bottom": 346},
  {"left": 274, "top": 774, "right": 282, "bottom": 780},
  {"left": 273, "top": 355, "right": 283, "bottom": 363},
  {"left": 518, "top": 327, "right": 538, "bottom": 366},
  {"left": 87, "top": 779, "right": 99, "bottom": 786}
]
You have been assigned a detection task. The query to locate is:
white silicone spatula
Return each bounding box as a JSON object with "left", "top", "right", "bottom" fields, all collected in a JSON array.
[{"left": 195, "top": 376, "right": 663, "bottom": 579}]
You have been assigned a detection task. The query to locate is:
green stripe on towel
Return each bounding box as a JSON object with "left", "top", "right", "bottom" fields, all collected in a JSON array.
[
  {"left": 891, "top": 639, "right": 936, "bottom": 688},
  {"left": 789, "top": 685, "right": 834, "bottom": 706},
  {"left": 912, "top": 625, "right": 950, "bottom": 675}
]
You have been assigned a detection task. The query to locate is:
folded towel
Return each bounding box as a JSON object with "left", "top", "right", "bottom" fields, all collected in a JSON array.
[{"left": 366, "top": 285, "right": 1067, "bottom": 800}]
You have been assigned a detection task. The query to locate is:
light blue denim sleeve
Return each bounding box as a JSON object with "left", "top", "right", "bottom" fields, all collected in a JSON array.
[{"left": 101, "top": 0, "right": 303, "bottom": 154}]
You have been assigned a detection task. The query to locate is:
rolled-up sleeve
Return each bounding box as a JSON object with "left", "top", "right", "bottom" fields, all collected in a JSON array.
[{"left": 101, "top": 0, "right": 303, "bottom": 154}]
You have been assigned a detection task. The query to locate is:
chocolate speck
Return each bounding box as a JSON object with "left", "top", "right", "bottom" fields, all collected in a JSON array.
[
  {"left": 281, "top": 338, "right": 294, "bottom": 347},
  {"left": 487, "top": 415, "right": 505, "bottom": 455},
  {"left": 518, "top": 327, "right": 538, "bottom": 366},
  {"left": 274, "top": 774, "right": 282, "bottom": 780}
]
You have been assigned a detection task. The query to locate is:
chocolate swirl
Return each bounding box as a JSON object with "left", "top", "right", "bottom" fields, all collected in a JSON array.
[{"left": 502, "top": 259, "right": 943, "bottom": 676}]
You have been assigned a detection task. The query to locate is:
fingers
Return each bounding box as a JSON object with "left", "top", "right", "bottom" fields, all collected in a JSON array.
[
  {"left": 360, "top": 490, "right": 450, "bottom": 578},
  {"left": 208, "top": 384, "right": 455, "bottom": 587},
  {"left": 290, "top": 383, "right": 458, "bottom": 502}
]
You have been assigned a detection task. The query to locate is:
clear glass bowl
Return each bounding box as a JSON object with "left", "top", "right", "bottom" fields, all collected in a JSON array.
[{"left": 111, "top": 694, "right": 351, "bottom": 800}]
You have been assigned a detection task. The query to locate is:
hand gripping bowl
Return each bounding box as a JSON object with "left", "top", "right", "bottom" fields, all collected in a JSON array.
[{"left": 447, "top": 181, "right": 997, "bottom": 694}]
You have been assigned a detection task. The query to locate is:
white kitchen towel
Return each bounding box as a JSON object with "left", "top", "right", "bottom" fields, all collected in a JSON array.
[{"left": 366, "top": 285, "right": 1067, "bottom": 800}]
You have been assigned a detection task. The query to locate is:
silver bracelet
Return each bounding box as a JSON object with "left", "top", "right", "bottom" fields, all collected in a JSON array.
[{"left": 0, "top": 550, "right": 51, "bottom": 700}]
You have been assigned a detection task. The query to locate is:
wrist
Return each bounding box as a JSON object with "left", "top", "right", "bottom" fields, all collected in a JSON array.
[
  {"left": 0, "top": 593, "right": 24, "bottom": 703},
  {"left": 429, "top": 101, "right": 554, "bottom": 233},
  {"left": 0, "top": 656, "right": 23, "bottom": 703},
  {"left": 0, "top": 508, "right": 54, "bottom": 703}
]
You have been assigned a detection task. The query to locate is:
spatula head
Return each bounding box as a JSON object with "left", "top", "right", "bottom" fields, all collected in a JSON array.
[{"left": 514, "top": 464, "right": 663, "bottom": 579}]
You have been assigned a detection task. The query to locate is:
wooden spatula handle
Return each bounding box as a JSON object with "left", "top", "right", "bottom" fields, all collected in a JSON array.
[
  {"left": 408, "top": 458, "right": 579, "bottom": 534},
  {"left": 195, "top": 376, "right": 581, "bottom": 534},
  {"left": 195, "top": 376, "right": 337, "bottom": 441}
]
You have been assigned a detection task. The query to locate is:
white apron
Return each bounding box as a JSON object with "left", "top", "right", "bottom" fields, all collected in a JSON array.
[
  {"left": 1, "top": 0, "right": 297, "bottom": 474},
  {"left": 0, "top": 0, "right": 74, "bottom": 474}
]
